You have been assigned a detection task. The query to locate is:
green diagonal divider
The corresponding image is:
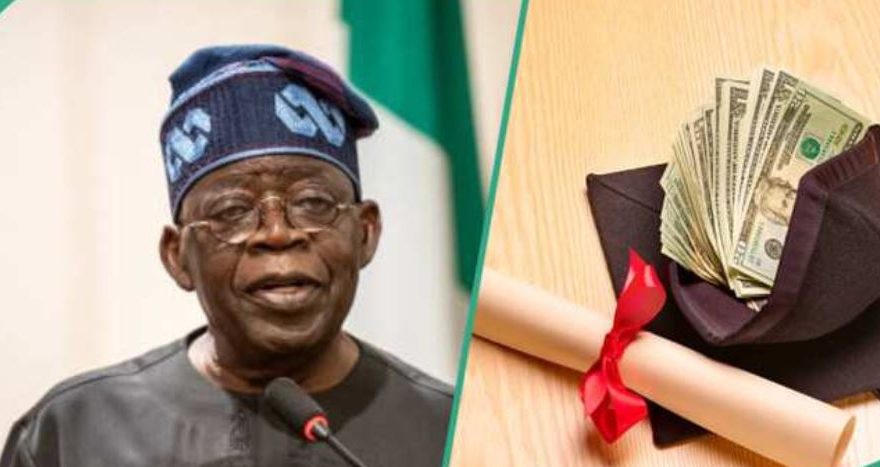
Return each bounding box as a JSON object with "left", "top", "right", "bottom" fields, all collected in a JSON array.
[
  {"left": 439, "top": 0, "right": 530, "bottom": 465},
  {"left": 0, "top": 0, "right": 14, "bottom": 16}
]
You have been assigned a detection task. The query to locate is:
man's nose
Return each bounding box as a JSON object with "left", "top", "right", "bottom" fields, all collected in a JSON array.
[{"left": 247, "top": 204, "right": 309, "bottom": 251}]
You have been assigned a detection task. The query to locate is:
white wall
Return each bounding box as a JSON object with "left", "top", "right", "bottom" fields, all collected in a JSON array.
[{"left": 0, "top": 0, "right": 519, "bottom": 437}]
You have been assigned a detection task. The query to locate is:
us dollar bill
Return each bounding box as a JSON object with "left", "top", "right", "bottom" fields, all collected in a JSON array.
[
  {"left": 734, "top": 68, "right": 775, "bottom": 223},
  {"left": 659, "top": 67, "right": 872, "bottom": 304},
  {"left": 737, "top": 70, "right": 798, "bottom": 218},
  {"left": 730, "top": 80, "right": 869, "bottom": 285},
  {"left": 717, "top": 78, "right": 749, "bottom": 259}
]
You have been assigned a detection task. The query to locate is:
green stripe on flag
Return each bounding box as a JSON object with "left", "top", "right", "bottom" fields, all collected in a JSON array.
[{"left": 342, "top": 0, "right": 484, "bottom": 289}]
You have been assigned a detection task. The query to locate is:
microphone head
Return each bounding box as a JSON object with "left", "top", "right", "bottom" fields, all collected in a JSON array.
[{"left": 264, "top": 377, "right": 329, "bottom": 442}]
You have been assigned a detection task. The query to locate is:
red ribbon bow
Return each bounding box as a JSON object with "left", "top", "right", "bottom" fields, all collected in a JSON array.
[{"left": 579, "top": 249, "right": 666, "bottom": 443}]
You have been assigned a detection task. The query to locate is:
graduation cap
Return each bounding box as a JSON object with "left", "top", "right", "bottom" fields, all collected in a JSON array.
[{"left": 586, "top": 125, "right": 880, "bottom": 446}]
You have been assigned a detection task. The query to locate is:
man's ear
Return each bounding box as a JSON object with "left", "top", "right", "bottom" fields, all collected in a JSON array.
[
  {"left": 160, "top": 225, "right": 195, "bottom": 291},
  {"left": 356, "top": 200, "right": 382, "bottom": 268}
]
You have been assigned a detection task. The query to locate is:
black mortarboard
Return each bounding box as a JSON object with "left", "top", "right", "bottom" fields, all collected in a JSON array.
[{"left": 586, "top": 125, "right": 880, "bottom": 446}]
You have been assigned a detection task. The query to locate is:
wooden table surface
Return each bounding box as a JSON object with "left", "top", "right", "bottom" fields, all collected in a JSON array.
[{"left": 449, "top": 0, "right": 880, "bottom": 465}]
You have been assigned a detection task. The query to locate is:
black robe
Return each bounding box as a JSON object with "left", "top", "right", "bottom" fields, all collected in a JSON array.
[{"left": 1, "top": 329, "right": 452, "bottom": 467}]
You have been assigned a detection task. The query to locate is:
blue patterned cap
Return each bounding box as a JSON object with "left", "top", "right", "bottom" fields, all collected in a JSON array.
[{"left": 160, "top": 44, "right": 379, "bottom": 221}]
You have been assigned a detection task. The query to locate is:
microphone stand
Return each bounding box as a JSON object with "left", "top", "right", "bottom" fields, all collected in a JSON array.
[{"left": 311, "top": 423, "right": 367, "bottom": 467}]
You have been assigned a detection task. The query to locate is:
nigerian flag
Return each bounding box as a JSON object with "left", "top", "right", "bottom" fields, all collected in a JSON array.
[{"left": 341, "top": 0, "right": 484, "bottom": 380}]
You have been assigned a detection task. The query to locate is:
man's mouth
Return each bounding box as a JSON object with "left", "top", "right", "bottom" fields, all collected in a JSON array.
[{"left": 244, "top": 273, "right": 324, "bottom": 310}]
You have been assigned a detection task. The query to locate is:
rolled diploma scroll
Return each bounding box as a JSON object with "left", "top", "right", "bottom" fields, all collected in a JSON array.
[{"left": 475, "top": 269, "right": 855, "bottom": 467}]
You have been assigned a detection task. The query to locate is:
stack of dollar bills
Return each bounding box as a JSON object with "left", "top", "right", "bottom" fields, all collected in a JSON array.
[{"left": 660, "top": 69, "right": 871, "bottom": 299}]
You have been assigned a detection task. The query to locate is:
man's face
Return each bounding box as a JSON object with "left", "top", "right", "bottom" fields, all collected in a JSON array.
[
  {"left": 760, "top": 183, "right": 797, "bottom": 225},
  {"left": 162, "top": 155, "right": 380, "bottom": 364}
]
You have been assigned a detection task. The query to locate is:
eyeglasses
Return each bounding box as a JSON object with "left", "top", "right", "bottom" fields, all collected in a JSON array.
[{"left": 183, "top": 192, "right": 356, "bottom": 245}]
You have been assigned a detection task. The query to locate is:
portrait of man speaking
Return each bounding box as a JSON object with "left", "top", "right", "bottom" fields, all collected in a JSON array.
[{"left": 0, "top": 45, "right": 454, "bottom": 467}]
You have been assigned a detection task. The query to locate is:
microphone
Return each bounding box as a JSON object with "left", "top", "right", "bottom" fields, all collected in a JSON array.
[{"left": 264, "top": 377, "right": 367, "bottom": 467}]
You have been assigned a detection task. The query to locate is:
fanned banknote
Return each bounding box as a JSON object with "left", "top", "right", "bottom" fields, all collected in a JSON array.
[{"left": 660, "top": 69, "right": 871, "bottom": 303}]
